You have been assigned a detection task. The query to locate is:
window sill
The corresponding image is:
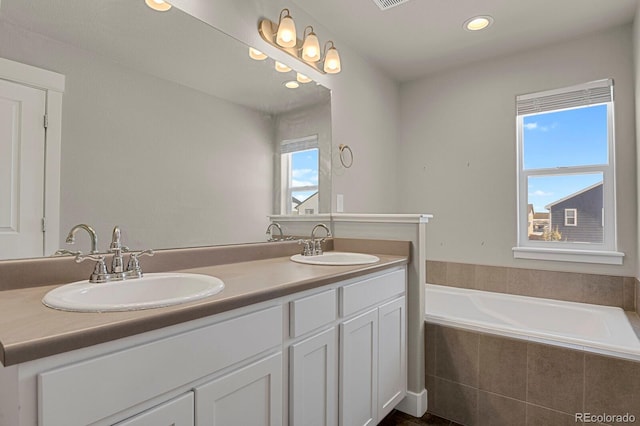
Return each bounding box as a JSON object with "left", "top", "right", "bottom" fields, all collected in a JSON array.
[{"left": 512, "top": 247, "right": 624, "bottom": 265}]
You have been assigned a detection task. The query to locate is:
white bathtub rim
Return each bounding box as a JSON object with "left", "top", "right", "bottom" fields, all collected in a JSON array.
[{"left": 425, "top": 284, "right": 640, "bottom": 363}]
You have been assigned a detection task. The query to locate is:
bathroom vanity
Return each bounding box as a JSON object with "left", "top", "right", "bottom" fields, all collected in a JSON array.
[{"left": 0, "top": 250, "right": 408, "bottom": 426}]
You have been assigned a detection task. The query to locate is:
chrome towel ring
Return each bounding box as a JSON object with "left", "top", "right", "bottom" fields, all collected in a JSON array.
[{"left": 338, "top": 144, "right": 353, "bottom": 168}]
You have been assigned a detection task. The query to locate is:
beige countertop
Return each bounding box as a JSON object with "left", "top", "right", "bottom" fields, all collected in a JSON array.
[{"left": 0, "top": 253, "right": 407, "bottom": 367}]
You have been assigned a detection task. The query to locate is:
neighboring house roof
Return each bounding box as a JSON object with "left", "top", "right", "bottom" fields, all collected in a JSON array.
[
  {"left": 533, "top": 212, "right": 549, "bottom": 220},
  {"left": 292, "top": 196, "right": 302, "bottom": 206},
  {"left": 527, "top": 204, "right": 534, "bottom": 215},
  {"left": 297, "top": 192, "right": 318, "bottom": 209},
  {"left": 544, "top": 182, "right": 603, "bottom": 210}
]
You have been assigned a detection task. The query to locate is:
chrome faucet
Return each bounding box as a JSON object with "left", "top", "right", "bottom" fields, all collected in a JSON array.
[
  {"left": 109, "top": 226, "right": 127, "bottom": 274},
  {"left": 65, "top": 225, "right": 154, "bottom": 283},
  {"left": 65, "top": 224, "right": 99, "bottom": 254},
  {"left": 265, "top": 222, "right": 284, "bottom": 242},
  {"left": 299, "top": 223, "right": 332, "bottom": 256}
]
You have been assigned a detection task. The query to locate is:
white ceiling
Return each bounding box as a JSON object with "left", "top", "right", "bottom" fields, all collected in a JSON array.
[{"left": 293, "top": 0, "right": 639, "bottom": 82}]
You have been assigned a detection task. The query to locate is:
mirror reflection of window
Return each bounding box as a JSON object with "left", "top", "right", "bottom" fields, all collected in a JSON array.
[{"left": 280, "top": 136, "right": 319, "bottom": 215}]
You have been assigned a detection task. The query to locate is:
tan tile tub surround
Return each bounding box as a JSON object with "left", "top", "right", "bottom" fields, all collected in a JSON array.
[
  {"left": 425, "top": 323, "right": 640, "bottom": 426},
  {"left": 427, "top": 260, "right": 637, "bottom": 311},
  {"left": 0, "top": 239, "right": 410, "bottom": 366}
]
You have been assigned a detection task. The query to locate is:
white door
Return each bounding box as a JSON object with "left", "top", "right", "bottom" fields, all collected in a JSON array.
[
  {"left": 195, "top": 353, "right": 283, "bottom": 426},
  {"left": 0, "top": 78, "right": 46, "bottom": 259},
  {"left": 377, "top": 296, "right": 407, "bottom": 420},
  {"left": 340, "top": 308, "right": 378, "bottom": 426},
  {"left": 290, "top": 327, "right": 338, "bottom": 426}
]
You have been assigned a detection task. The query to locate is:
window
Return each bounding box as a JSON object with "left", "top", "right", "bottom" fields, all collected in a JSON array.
[
  {"left": 280, "top": 135, "right": 319, "bottom": 215},
  {"left": 514, "top": 79, "right": 622, "bottom": 264}
]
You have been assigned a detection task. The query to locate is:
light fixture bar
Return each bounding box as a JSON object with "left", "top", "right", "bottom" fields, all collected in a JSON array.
[{"left": 258, "top": 18, "right": 325, "bottom": 74}]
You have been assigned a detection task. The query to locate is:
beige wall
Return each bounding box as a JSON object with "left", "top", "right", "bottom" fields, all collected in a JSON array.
[{"left": 398, "top": 25, "right": 637, "bottom": 276}]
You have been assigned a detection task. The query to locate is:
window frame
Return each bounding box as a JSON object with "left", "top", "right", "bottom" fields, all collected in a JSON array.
[
  {"left": 564, "top": 209, "right": 577, "bottom": 227},
  {"left": 280, "top": 135, "right": 319, "bottom": 215},
  {"left": 513, "top": 79, "right": 623, "bottom": 264}
]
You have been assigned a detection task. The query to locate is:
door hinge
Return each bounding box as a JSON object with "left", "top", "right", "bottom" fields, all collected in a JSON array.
[
  {"left": 43, "top": 114, "right": 49, "bottom": 129},
  {"left": 41, "top": 217, "right": 46, "bottom": 232}
]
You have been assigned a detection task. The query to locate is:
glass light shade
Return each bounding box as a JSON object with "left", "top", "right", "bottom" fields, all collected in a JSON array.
[
  {"left": 296, "top": 73, "right": 312, "bottom": 83},
  {"left": 145, "top": 0, "right": 172, "bottom": 11},
  {"left": 249, "top": 47, "right": 267, "bottom": 60},
  {"left": 323, "top": 47, "right": 341, "bottom": 74},
  {"left": 284, "top": 81, "right": 300, "bottom": 89},
  {"left": 275, "top": 61, "right": 292, "bottom": 73},
  {"left": 276, "top": 14, "right": 297, "bottom": 48},
  {"left": 301, "top": 32, "right": 320, "bottom": 62}
]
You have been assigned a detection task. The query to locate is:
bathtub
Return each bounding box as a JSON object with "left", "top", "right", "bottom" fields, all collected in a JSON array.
[{"left": 425, "top": 284, "right": 640, "bottom": 361}]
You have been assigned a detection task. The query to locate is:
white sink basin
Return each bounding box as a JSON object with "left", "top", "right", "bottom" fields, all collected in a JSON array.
[
  {"left": 290, "top": 251, "right": 380, "bottom": 266},
  {"left": 42, "top": 273, "right": 225, "bottom": 312}
]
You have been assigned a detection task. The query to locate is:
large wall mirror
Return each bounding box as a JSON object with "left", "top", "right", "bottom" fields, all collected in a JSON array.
[{"left": 0, "top": 0, "right": 331, "bottom": 260}]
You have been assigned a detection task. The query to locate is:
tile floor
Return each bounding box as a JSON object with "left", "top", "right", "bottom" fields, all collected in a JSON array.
[{"left": 380, "top": 410, "right": 462, "bottom": 425}]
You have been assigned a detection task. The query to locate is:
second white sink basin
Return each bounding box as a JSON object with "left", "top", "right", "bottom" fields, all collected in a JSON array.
[
  {"left": 42, "top": 273, "right": 225, "bottom": 312},
  {"left": 290, "top": 251, "right": 380, "bottom": 266}
]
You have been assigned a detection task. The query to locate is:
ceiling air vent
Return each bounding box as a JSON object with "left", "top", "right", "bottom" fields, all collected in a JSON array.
[{"left": 371, "top": 0, "right": 412, "bottom": 11}]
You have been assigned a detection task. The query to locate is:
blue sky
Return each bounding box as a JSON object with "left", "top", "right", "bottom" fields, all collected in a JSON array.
[
  {"left": 291, "top": 148, "right": 319, "bottom": 202},
  {"left": 524, "top": 104, "right": 607, "bottom": 212}
]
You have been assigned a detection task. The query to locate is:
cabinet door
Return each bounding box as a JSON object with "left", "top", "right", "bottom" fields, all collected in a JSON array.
[
  {"left": 114, "top": 392, "right": 194, "bottom": 426},
  {"left": 290, "top": 327, "right": 337, "bottom": 426},
  {"left": 377, "top": 296, "right": 406, "bottom": 420},
  {"left": 195, "top": 353, "right": 282, "bottom": 426},
  {"left": 340, "top": 308, "right": 378, "bottom": 426}
]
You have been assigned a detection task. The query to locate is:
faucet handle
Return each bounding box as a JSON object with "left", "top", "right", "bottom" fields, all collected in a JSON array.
[
  {"left": 54, "top": 249, "right": 82, "bottom": 257},
  {"left": 298, "top": 239, "right": 314, "bottom": 256},
  {"left": 126, "top": 249, "right": 154, "bottom": 272},
  {"left": 75, "top": 253, "right": 105, "bottom": 263},
  {"left": 75, "top": 253, "right": 109, "bottom": 283}
]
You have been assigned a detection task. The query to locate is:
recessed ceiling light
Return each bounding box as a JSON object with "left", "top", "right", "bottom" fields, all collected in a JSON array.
[
  {"left": 275, "top": 61, "right": 292, "bottom": 73},
  {"left": 284, "top": 81, "right": 300, "bottom": 89},
  {"left": 145, "top": 0, "right": 172, "bottom": 12},
  {"left": 464, "top": 15, "right": 493, "bottom": 31}
]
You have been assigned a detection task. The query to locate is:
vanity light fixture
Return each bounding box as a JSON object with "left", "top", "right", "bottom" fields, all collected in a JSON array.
[
  {"left": 464, "top": 15, "right": 494, "bottom": 31},
  {"left": 284, "top": 80, "right": 300, "bottom": 89},
  {"left": 249, "top": 47, "right": 267, "bottom": 60},
  {"left": 301, "top": 26, "right": 321, "bottom": 62},
  {"left": 276, "top": 9, "right": 297, "bottom": 48},
  {"left": 296, "top": 73, "right": 312, "bottom": 83},
  {"left": 275, "top": 61, "right": 292, "bottom": 73},
  {"left": 258, "top": 9, "right": 342, "bottom": 74},
  {"left": 145, "top": 0, "right": 172, "bottom": 12},
  {"left": 323, "top": 41, "right": 341, "bottom": 74}
]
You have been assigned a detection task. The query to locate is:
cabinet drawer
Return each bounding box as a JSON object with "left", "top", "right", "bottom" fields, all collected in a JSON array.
[
  {"left": 39, "top": 306, "right": 282, "bottom": 426},
  {"left": 340, "top": 269, "right": 405, "bottom": 317},
  {"left": 290, "top": 289, "right": 336, "bottom": 337}
]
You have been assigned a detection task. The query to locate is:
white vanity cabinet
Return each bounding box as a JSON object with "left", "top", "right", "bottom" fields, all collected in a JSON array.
[
  {"left": 339, "top": 269, "right": 407, "bottom": 426},
  {"left": 36, "top": 306, "right": 283, "bottom": 426},
  {"left": 3, "top": 265, "right": 406, "bottom": 426},
  {"left": 288, "top": 289, "right": 339, "bottom": 426}
]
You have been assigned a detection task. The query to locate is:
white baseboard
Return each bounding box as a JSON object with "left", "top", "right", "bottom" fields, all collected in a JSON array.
[{"left": 395, "top": 388, "right": 428, "bottom": 417}]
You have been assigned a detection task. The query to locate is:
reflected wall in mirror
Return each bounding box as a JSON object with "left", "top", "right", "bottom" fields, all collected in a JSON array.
[{"left": 0, "top": 0, "right": 331, "bottom": 260}]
